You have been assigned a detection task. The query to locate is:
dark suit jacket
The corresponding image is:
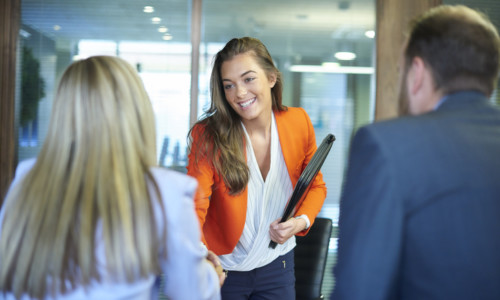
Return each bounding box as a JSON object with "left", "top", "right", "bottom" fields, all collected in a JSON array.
[{"left": 332, "top": 91, "right": 500, "bottom": 300}]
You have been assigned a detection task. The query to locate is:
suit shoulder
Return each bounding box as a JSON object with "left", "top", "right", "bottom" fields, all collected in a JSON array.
[
  {"left": 355, "top": 115, "right": 441, "bottom": 158},
  {"left": 363, "top": 115, "right": 427, "bottom": 135}
]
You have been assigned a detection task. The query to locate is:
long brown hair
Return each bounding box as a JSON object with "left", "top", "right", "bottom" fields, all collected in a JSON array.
[
  {"left": 0, "top": 56, "right": 165, "bottom": 298},
  {"left": 189, "top": 37, "right": 286, "bottom": 195}
]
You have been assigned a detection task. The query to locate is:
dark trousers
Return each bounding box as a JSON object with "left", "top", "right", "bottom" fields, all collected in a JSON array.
[{"left": 221, "top": 250, "right": 295, "bottom": 300}]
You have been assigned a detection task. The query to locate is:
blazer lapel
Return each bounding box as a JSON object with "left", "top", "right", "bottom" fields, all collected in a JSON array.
[{"left": 274, "top": 109, "right": 303, "bottom": 188}]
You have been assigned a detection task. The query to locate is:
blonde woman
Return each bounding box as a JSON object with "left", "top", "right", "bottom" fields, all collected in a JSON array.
[{"left": 0, "top": 56, "right": 221, "bottom": 300}]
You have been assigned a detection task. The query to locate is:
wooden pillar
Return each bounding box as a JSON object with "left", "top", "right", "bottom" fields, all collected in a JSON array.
[
  {"left": 0, "top": 0, "right": 20, "bottom": 202},
  {"left": 189, "top": 0, "right": 202, "bottom": 128},
  {"left": 375, "top": 0, "right": 441, "bottom": 121}
]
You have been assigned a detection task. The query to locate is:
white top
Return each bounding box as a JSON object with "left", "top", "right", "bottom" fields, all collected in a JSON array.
[
  {"left": 219, "top": 113, "right": 295, "bottom": 271},
  {"left": 0, "top": 158, "right": 220, "bottom": 300}
]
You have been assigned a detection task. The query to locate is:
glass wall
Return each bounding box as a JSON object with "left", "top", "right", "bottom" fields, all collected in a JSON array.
[
  {"left": 200, "top": 0, "right": 376, "bottom": 294},
  {"left": 200, "top": 0, "right": 375, "bottom": 208},
  {"left": 17, "top": 0, "right": 376, "bottom": 296},
  {"left": 18, "top": 0, "right": 193, "bottom": 168}
]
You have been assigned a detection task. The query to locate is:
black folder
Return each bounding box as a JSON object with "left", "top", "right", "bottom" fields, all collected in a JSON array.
[{"left": 269, "top": 133, "right": 335, "bottom": 249}]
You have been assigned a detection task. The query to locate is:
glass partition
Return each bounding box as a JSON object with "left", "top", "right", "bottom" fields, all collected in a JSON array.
[
  {"left": 18, "top": 0, "right": 377, "bottom": 296},
  {"left": 201, "top": 0, "right": 376, "bottom": 294},
  {"left": 18, "top": 0, "right": 193, "bottom": 168}
]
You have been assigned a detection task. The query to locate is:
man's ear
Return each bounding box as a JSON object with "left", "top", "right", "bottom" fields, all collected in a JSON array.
[
  {"left": 406, "top": 56, "right": 441, "bottom": 115},
  {"left": 407, "top": 56, "right": 426, "bottom": 96}
]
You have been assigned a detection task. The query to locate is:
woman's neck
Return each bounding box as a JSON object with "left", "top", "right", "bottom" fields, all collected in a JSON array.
[{"left": 241, "top": 111, "right": 272, "bottom": 139}]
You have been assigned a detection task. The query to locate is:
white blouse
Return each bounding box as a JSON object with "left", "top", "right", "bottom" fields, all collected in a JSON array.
[{"left": 219, "top": 113, "right": 295, "bottom": 271}]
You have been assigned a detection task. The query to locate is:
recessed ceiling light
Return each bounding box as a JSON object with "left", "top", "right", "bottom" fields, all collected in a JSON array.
[
  {"left": 152, "top": 17, "right": 161, "bottom": 24},
  {"left": 334, "top": 51, "right": 356, "bottom": 61},
  {"left": 365, "top": 30, "right": 375, "bottom": 39},
  {"left": 158, "top": 26, "right": 168, "bottom": 33},
  {"left": 53, "top": 25, "right": 61, "bottom": 31},
  {"left": 143, "top": 6, "right": 154, "bottom": 13},
  {"left": 162, "top": 34, "right": 172, "bottom": 41}
]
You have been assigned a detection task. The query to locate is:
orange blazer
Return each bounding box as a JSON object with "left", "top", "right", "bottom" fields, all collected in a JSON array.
[{"left": 187, "top": 107, "right": 327, "bottom": 255}]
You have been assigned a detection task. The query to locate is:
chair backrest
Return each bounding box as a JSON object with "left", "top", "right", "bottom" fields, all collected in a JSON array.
[{"left": 294, "top": 217, "right": 332, "bottom": 300}]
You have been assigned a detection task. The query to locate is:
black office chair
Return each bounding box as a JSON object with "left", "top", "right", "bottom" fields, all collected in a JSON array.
[{"left": 294, "top": 217, "right": 333, "bottom": 300}]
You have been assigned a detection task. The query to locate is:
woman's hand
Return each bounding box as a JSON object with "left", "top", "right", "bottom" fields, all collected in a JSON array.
[
  {"left": 206, "top": 250, "right": 226, "bottom": 287},
  {"left": 269, "top": 217, "right": 307, "bottom": 245}
]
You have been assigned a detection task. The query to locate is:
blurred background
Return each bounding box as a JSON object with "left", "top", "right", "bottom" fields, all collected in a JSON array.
[{"left": 11, "top": 0, "right": 500, "bottom": 295}]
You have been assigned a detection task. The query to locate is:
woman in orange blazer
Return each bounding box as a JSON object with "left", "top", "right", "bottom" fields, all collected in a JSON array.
[{"left": 187, "top": 37, "right": 327, "bottom": 300}]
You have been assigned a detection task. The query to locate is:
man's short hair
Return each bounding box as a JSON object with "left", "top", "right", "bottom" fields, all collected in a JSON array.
[{"left": 405, "top": 5, "right": 500, "bottom": 96}]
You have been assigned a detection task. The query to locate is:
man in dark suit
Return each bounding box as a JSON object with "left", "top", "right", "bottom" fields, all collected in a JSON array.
[{"left": 332, "top": 5, "right": 500, "bottom": 300}]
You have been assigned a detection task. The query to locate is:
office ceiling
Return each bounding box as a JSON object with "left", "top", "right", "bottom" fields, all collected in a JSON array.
[
  {"left": 20, "top": 0, "right": 377, "bottom": 67},
  {"left": 20, "top": 0, "right": 500, "bottom": 68}
]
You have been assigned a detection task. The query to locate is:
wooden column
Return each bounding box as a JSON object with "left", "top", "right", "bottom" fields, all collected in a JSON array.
[
  {"left": 189, "top": 0, "right": 202, "bottom": 128},
  {"left": 375, "top": 0, "right": 441, "bottom": 121},
  {"left": 0, "top": 0, "right": 20, "bottom": 202}
]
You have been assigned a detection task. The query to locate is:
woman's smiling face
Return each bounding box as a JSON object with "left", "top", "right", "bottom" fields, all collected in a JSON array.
[{"left": 220, "top": 52, "right": 276, "bottom": 125}]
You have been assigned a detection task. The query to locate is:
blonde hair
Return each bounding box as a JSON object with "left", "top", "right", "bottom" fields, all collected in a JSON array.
[{"left": 0, "top": 56, "right": 164, "bottom": 298}]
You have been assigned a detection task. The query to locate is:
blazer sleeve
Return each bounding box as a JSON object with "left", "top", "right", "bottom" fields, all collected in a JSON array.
[
  {"left": 332, "top": 126, "right": 404, "bottom": 300},
  {"left": 293, "top": 108, "right": 328, "bottom": 235},
  {"left": 186, "top": 124, "right": 214, "bottom": 246},
  {"left": 153, "top": 169, "right": 220, "bottom": 300}
]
